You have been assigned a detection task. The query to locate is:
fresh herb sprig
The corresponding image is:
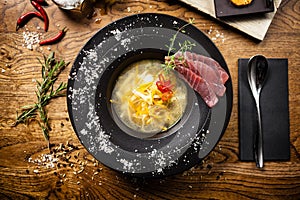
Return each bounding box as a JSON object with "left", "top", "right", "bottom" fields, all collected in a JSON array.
[
  {"left": 14, "top": 52, "right": 69, "bottom": 148},
  {"left": 164, "top": 18, "right": 196, "bottom": 71}
]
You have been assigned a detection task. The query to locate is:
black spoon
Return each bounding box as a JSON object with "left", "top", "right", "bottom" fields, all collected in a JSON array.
[{"left": 247, "top": 55, "right": 269, "bottom": 168}]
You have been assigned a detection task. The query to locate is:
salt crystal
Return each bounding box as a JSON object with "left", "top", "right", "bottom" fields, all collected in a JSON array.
[
  {"left": 207, "top": 27, "right": 226, "bottom": 43},
  {"left": 119, "top": 159, "right": 133, "bottom": 170},
  {"left": 22, "top": 31, "right": 40, "bottom": 50}
]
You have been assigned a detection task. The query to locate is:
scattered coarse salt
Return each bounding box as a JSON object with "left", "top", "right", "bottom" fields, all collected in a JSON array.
[
  {"left": 28, "top": 153, "right": 59, "bottom": 169},
  {"left": 22, "top": 31, "right": 40, "bottom": 50},
  {"left": 207, "top": 26, "right": 226, "bottom": 43},
  {"left": 156, "top": 168, "right": 163, "bottom": 173},
  {"left": 110, "top": 29, "right": 122, "bottom": 41},
  {"left": 119, "top": 159, "right": 134, "bottom": 171}
]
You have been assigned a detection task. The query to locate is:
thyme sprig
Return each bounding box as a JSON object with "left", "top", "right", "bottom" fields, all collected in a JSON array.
[
  {"left": 14, "top": 52, "right": 69, "bottom": 148},
  {"left": 164, "top": 18, "right": 196, "bottom": 71}
]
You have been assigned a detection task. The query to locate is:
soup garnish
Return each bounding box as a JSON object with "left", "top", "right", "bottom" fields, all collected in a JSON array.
[{"left": 162, "top": 20, "right": 229, "bottom": 107}]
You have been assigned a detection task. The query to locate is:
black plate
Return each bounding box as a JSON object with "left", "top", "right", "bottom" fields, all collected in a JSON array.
[
  {"left": 214, "top": 0, "right": 274, "bottom": 18},
  {"left": 67, "top": 13, "right": 233, "bottom": 178}
]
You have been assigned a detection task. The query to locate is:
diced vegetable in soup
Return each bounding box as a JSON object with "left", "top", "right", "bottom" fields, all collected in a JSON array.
[{"left": 110, "top": 59, "right": 188, "bottom": 137}]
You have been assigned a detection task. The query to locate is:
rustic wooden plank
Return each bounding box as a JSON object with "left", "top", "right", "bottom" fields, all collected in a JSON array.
[
  {"left": 0, "top": 0, "right": 299, "bottom": 199},
  {"left": 178, "top": 0, "right": 282, "bottom": 40}
]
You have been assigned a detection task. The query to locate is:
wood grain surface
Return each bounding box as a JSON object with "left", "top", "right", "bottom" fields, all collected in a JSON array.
[{"left": 0, "top": 0, "right": 299, "bottom": 199}]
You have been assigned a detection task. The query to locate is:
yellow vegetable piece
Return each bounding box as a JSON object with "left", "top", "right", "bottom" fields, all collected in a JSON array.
[{"left": 230, "top": 0, "right": 253, "bottom": 6}]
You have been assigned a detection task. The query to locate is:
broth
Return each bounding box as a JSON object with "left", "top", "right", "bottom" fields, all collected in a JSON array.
[{"left": 110, "top": 59, "right": 188, "bottom": 138}]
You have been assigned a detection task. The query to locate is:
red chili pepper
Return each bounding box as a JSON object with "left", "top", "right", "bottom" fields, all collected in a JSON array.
[
  {"left": 156, "top": 82, "right": 171, "bottom": 93},
  {"left": 39, "top": 27, "right": 67, "bottom": 45},
  {"left": 32, "top": 0, "right": 48, "bottom": 6},
  {"left": 16, "top": 11, "right": 44, "bottom": 31},
  {"left": 31, "top": 0, "right": 49, "bottom": 31},
  {"left": 156, "top": 73, "right": 173, "bottom": 93}
]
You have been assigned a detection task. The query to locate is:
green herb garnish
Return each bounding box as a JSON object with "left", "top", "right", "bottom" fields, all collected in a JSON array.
[
  {"left": 14, "top": 52, "right": 69, "bottom": 149},
  {"left": 164, "top": 18, "right": 196, "bottom": 71}
]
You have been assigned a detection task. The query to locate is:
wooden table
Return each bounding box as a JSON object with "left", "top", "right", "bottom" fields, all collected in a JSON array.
[{"left": 1, "top": 0, "right": 299, "bottom": 199}]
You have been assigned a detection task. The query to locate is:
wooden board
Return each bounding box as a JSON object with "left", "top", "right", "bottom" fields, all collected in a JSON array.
[
  {"left": 178, "top": 0, "right": 282, "bottom": 40},
  {"left": 1, "top": 0, "right": 299, "bottom": 199}
]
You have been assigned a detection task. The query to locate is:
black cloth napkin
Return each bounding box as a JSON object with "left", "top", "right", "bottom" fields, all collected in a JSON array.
[{"left": 238, "top": 58, "right": 290, "bottom": 161}]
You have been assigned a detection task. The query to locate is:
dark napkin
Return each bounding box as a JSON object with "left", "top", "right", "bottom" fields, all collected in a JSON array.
[{"left": 238, "top": 58, "right": 290, "bottom": 161}]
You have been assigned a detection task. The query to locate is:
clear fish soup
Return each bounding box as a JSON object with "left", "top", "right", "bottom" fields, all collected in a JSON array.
[{"left": 110, "top": 59, "right": 188, "bottom": 139}]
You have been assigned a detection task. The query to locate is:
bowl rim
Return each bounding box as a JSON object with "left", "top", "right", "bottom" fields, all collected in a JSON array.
[{"left": 66, "top": 13, "right": 233, "bottom": 177}]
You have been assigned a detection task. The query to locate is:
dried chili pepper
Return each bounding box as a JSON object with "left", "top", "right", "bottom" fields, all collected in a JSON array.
[
  {"left": 32, "top": 0, "right": 48, "bottom": 6},
  {"left": 16, "top": 11, "right": 44, "bottom": 31},
  {"left": 31, "top": 0, "right": 49, "bottom": 31},
  {"left": 39, "top": 27, "right": 67, "bottom": 45}
]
